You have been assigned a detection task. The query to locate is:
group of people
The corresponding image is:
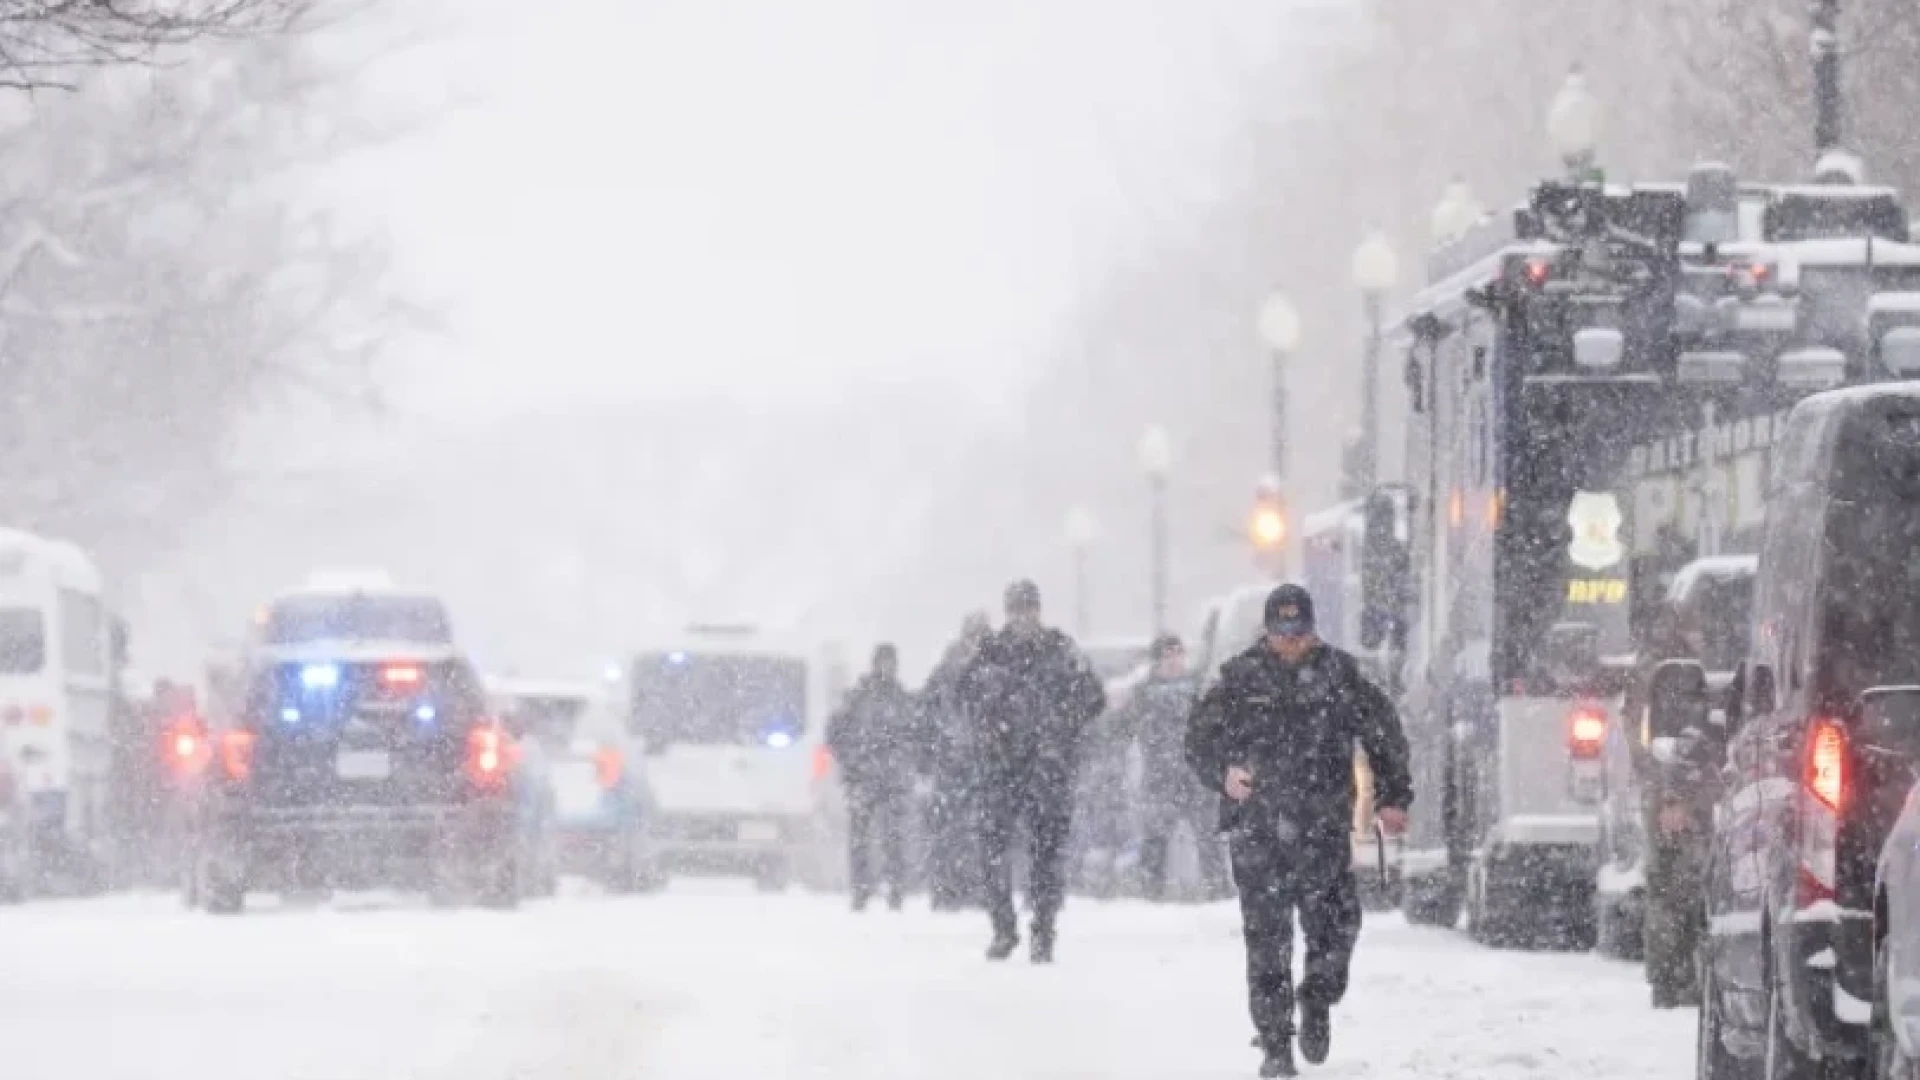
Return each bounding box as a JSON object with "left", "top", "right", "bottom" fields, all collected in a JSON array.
[{"left": 828, "top": 580, "right": 1414, "bottom": 1078}]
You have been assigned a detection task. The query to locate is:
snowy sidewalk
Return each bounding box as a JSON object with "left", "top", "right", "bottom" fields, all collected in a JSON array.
[{"left": 0, "top": 885, "right": 1692, "bottom": 1080}]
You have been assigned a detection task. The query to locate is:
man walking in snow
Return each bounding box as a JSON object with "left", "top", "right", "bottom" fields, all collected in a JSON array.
[
  {"left": 920, "top": 612, "right": 992, "bottom": 909},
  {"left": 1109, "top": 633, "right": 1229, "bottom": 901},
  {"left": 1186, "top": 584, "right": 1412, "bottom": 1077},
  {"left": 960, "top": 580, "right": 1106, "bottom": 962},
  {"left": 827, "top": 643, "right": 919, "bottom": 911}
]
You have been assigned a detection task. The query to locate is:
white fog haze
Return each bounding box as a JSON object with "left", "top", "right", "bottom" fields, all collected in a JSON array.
[{"left": 12, "top": 1, "right": 1920, "bottom": 1077}]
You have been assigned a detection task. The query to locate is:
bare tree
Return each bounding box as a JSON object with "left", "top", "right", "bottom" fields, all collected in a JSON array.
[{"left": 0, "top": 0, "right": 315, "bottom": 90}]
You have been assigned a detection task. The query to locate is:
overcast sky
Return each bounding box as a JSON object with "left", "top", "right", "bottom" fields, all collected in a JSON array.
[{"left": 311, "top": 0, "right": 1328, "bottom": 426}]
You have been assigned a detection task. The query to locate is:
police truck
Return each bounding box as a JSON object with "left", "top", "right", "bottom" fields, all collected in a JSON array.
[{"left": 1355, "top": 164, "right": 1920, "bottom": 949}]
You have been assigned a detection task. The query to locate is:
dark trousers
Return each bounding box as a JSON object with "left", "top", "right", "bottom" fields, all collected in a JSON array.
[
  {"left": 1231, "top": 834, "right": 1363, "bottom": 1049},
  {"left": 1644, "top": 833, "right": 1704, "bottom": 996},
  {"left": 981, "top": 776, "right": 1072, "bottom": 937},
  {"left": 847, "top": 783, "right": 909, "bottom": 899}
]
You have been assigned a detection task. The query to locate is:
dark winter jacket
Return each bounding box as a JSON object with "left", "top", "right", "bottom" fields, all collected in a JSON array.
[
  {"left": 920, "top": 645, "right": 980, "bottom": 784},
  {"left": 1110, "top": 673, "right": 1206, "bottom": 815},
  {"left": 1185, "top": 641, "right": 1412, "bottom": 847},
  {"left": 827, "top": 673, "right": 920, "bottom": 791},
  {"left": 958, "top": 626, "right": 1107, "bottom": 792}
]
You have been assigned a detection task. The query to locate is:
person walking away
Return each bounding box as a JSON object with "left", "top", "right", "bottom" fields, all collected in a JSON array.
[
  {"left": 920, "top": 613, "right": 991, "bottom": 910},
  {"left": 960, "top": 581, "right": 1106, "bottom": 962},
  {"left": 1111, "top": 634, "right": 1226, "bottom": 901},
  {"left": 1186, "top": 584, "right": 1412, "bottom": 1078},
  {"left": 827, "top": 643, "right": 918, "bottom": 911}
]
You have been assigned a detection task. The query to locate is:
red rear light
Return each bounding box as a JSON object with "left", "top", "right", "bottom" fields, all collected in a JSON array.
[
  {"left": 218, "top": 729, "right": 255, "bottom": 783},
  {"left": 811, "top": 745, "right": 833, "bottom": 781},
  {"left": 1523, "top": 257, "right": 1552, "bottom": 286},
  {"left": 166, "top": 715, "right": 212, "bottom": 777},
  {"left": 1807, "top": 717, "right": 1849, "bottom": 813},
  {"left": 1568, "top": 705, "right": 1607, "bottom": 760},
  {"left": 595, "top": 746, "right": 624, "bottom": 790},
  {"left": 466, "top": 724, "right": 515, "bottom": 789},
  {"left": 380, "top": 664, "right": 424, "bottom": 689}
]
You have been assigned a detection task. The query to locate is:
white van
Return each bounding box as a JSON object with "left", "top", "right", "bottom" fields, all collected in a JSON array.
[
  {"left": 626, "top": 629, "right": 848, "bottom": 890},
  {"left": 0, "top": 527, "right": 116, "bottom": 890}
]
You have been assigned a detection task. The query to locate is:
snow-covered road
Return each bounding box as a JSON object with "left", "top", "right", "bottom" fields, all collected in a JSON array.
[{"left": 1, "top": 884, "right": 1692, "bottom": 1080}]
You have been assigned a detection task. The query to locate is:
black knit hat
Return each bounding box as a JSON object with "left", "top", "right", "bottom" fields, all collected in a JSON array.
[{"left": 1264, "top": 584, "right": 1316, "bottom": 636}]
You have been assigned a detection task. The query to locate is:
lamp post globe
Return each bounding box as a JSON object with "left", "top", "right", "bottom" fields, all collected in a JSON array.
[
  {"left": 1258, "top": 292, "right": 1302, "bottom": 354},
  {"left": 1548, "top": 65, "right": 1601, "bottom": 167},
  {"left": 1138, "top": 424, "right": 1172, "bottom": 479},
  {"left": 1351, "top": 230, "right": 1400, "bottom": 294},
  {"left": 1065, "top": 506, "right": 1098, "bottom": 550}
]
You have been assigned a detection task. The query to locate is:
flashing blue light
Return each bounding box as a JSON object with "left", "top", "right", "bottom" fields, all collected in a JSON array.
[
  {"left": 602, "top": 663, "right": 623, "bottom": 682},
  {"left": 666, "top": 651, "right": 689, "bottom": 665},
  {"left": 414, "top": 704, "right": 437, "bottom": 723},
  {"left": 299, "top": 663, "right": 341, "bottom": 689},
  {"left": 765, "top": 729, "right": 795, "bottom": 749},
  {"left": 279, "top": 706, "right": 301, "bottom": 724}
]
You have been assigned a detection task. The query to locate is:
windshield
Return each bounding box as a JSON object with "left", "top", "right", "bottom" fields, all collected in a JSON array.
[
  {"left": 1821, "top": 407, "right": 1920, "bottom": 700},
  {"left": 263, "top": 594, "right": 453, "bottom": 646},
  {"left": 0, "top": 607, "right": 44, "bottom": 674},
  {"left": 631, "top": 652, "right": 807, "bottom": 746}
]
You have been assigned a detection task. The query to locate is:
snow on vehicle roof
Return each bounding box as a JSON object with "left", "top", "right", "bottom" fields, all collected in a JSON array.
[
  {"left": 1303, "top": 499, "right": 1363, "bottom": 539},
  {"left": 1781, "top": 238, "right": 1920, "bottom": 267},
  {"left": 0, "top": 526, "right": 104, "bottom": 591}
]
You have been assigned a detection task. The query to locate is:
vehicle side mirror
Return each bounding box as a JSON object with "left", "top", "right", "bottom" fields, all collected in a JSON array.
[
  {"left": 1361, "top": 487, "right": 1412, "bottom": 651},
  {"left": 1648, "top": 659, "right": 1710, "bottom": 741},
  {"left": 1749, "top": 664, "right": 1777, "bottom": 717}
]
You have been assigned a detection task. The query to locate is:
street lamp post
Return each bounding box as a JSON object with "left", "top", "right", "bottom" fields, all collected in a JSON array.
[
  {"left": 1064, "top": 506, "right": 1098, "bottom": 637},
  {"left": 1256, "top": 293, "right": 1301, "bottom": 487},
  {"left": 1350, "top": 231, "right": 1399, "bottom": 494},
  {"left": 1813, "top": 0, "right": 1842, "bottom": 155},
  {"left": 1138, "top": 425, "right": 1172, "bottom": 634},
  {"left": 1547, "top": 66, "right": 1602, "bottom": 180}
]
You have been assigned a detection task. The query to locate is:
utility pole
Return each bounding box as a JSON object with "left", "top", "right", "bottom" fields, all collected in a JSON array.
[{"left": 1813, "top": 0, "right": 1842, "bottom": 154}]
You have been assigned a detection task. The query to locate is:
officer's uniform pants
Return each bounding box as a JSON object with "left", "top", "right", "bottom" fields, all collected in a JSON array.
[
  {"left": 980, "top": 772, "right": 1072, "bottom": 936},
  {"left": 1230, "top": 833, "right": 1363, "bottom": 1048},
  {"left": 847, "top": 783, "right": 909, "bottom": 899},
  {"left": 1644, "top": 835, "right": 1704, "bottom": 995}
]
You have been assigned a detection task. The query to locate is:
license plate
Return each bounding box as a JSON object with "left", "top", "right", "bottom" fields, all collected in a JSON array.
[
  {"left": 737, "top": 820, "right": 777, "bottom": 842},
  {"left": 336, "top": 750, "right": 391, "bottom": 780}
]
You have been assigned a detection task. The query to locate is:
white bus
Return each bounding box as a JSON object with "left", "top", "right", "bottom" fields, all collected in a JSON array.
[{"left": 0, "top": 527, "right": 116, "bottom": 888}]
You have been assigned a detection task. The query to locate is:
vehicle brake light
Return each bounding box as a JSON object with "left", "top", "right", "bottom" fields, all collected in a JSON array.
[
  {"left": 218, "top": 729, "right": 255, "bottom": 783},
  {"left": 1807, "top": 717, "right": 1848, "bottom": 812},
  {"left": 466, "top": 724, "right": 514, "bottom": 789},
  {"left": 1568, "top": 705, "right": 1607, "bottom": 760},
  {"left": 1524, "top": 257, "right": 1552, "bottom": 286},
  {"left": 595, "top": 746, "right": 623, "bottom": 790},
  {"left": 380, "top": 664, "right": 423, "bottom": 688},
  {"left": 811, "top": 745, "right": 833, "bottom": 781}
]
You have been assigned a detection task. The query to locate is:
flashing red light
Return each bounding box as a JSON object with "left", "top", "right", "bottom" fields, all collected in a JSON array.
[
  {"left": 595, "top": 746, "right": 624, "bottom": 790},
  {"left": 1523, "top": 258, "right": 1552, "bottom": 286},
  {"left": 380, "top": 664, "right": 424, "bottom": 688},
  {"left": 466, "top": 724, "right": 515, "bottom": 788},
  {"left": 1807, "top": 718, "right": 1848, "bottom": 813},
  {"left": 173, "top": 731, "right": 199, "bottom": 759},
  {"left": 811, "top": 745, "right": 834, "bottom": 782},
  {"left": 1568, "top": 705, "right": 1607, "bottom": 760},
  {"left": 218, "top": 729, "right": 255, "bottom": 783}
]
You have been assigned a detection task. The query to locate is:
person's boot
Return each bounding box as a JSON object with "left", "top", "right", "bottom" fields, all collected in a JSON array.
[
  {"left": 1297, "top": 1000, "right": 1332, "bottom": 1065},
  {"left": 1030, "top": 923, "right": 1055, "bottom": 964},
  {"left": 986, "top": 927, "right": 1019, "bottom": 961},
  {"left": 1258, "top": 1041, "right": 1298, "bottom": 1078}
]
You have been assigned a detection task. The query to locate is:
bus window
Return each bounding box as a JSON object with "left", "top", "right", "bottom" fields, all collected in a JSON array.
[
  {"left": 59, "top": 589, "right": 104, "bottom": 676},
  {"left": 0, "top": 608, "right": 45, "bottom": 674}
]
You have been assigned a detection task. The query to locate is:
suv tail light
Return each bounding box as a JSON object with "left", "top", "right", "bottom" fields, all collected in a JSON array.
[
  {"left": 811, "top": 745, "right": 834, "bottom": 782},
  {"left": 1799, "top": 717, "right": 1849, "bottom": 904},
  {"left": 595, "top": 746, "right": 624, "bottom": 790},
  {"left": 167, "top": 716, "right": 211, "bottom": 778},
  {"left": 1568, "top": 704, "right": 1607, "bottom": 760},
  {"left": 218, "top": 729, "right": 255, "bottom": 783},
  {"left": 466, "top": 724, "right": 514, "bottom": 790}
]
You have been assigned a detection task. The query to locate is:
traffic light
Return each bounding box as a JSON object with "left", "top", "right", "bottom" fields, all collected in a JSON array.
[{"left": 1250, "top": 493, "right": 1287, "bottom": 552}]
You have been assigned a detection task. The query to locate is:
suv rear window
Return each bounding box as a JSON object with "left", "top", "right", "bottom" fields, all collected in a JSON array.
[
  {"left": 631, "top": 653, "right": 806, "bottom": 746},
  {"left": 264, "top": 594, "right": 452, "bottom": 646}
]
